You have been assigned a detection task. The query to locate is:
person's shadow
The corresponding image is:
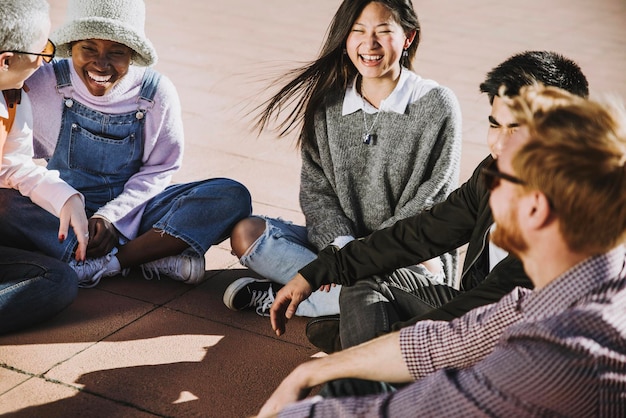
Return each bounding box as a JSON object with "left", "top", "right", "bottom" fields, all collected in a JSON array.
[{"left": 1, "top": 269, "right": 318, "bottom": 418}]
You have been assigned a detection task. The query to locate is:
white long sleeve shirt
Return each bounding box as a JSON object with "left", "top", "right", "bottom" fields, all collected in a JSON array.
[{"left": 0, "top": 92, "right": 81, "bottom": 217}]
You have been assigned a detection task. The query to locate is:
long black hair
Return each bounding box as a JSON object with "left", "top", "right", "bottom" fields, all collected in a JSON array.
[{"left": 254, "top": 0, "right": 421, "bottom": 149}]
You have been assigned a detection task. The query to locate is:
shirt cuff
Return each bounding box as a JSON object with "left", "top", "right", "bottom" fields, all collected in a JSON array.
[{"left": 330, "top": 235, "right": 355, "bottom": 249}]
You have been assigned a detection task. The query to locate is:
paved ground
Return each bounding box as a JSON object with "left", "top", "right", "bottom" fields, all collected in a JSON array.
[{"left": 1, "top": 0, "right": 625, "bottom": 417}]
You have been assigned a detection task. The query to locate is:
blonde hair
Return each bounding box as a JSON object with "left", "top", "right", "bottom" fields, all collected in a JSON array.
[{"left": 507, "top": 85, "right": 626, "bottom": 254}]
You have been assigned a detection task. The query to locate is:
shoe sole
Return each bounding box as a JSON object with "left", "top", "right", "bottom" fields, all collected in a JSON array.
[{"left": 222, "top": 277, "right": 270, "bottom": 310}]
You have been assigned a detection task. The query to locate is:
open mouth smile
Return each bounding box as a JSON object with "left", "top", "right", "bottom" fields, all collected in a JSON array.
[
  {"left": 87, "top": 71, "right": 112, "bottom": 85},
  {"left": 360, "top": 54, "right": 383, "bottom": 64}
]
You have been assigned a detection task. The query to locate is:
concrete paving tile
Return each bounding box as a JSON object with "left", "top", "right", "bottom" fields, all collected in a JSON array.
[
  {"left": 0, "top": 377, "right": 155, "bottom": 418},
  {"left": 45, "top": 307, "right": 317, "bottom": 418},
  {"left": 0, "top": 290, "right": 154, "bottom": 375},
  {"left": 0, "top": 368, "right": 30, "bottom": 395},
  {"left": 166, "top": 269, "right": 314, "bottom": 349}
]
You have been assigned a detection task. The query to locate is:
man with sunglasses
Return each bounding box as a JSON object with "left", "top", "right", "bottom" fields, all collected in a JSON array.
[
  {"left": 257, "top": 85, "right": 626, "bottom": 417},
  {"left": 268, "top": 51, "right": 590, "bottom": 356},
  {"left": 0, "top": 0, "right": 88, "bottom": 334}
]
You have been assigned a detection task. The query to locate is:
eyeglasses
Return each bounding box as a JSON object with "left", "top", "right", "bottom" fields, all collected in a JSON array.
[
  {"left": 1, "top": 39, "right": 56, "bottom": 63},
  {"left": 481, "top": 158, "right": 526, "bottom": 190}
]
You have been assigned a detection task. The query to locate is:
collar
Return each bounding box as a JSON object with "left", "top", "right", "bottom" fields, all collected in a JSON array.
[
  {"left": 522, "top": 245, "right": 626, "bottom": 319},
  {"left": 342, "top": 67, "right": 416, "bottom": 116},
  {"left": 2, "top": 89, "right": 22, "bottom": 110}
]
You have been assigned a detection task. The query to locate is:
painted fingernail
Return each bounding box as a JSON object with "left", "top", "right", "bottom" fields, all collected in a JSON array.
[{"left": 59, "top": 234, "right": 65, "bottom": 243}]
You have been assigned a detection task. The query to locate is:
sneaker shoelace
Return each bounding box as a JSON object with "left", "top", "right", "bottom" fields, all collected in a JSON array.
[
  {"left": 75, "top": 258, "right": 105, "bottom": 288},
  {"left": 74, "top": 249, "right": 117, "bottom": 288},
  {"left": 141, "top": 257, "right": 182, "bottom": 281},
  {"left": 141, "top": 263, "right": 162, "bottom": 281},
  {"left": 250, "top": 285, "right": 276, "bottom": 317}
]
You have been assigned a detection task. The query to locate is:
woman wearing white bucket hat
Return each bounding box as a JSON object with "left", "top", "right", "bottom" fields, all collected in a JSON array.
[{"left": 0, "top": 0, "right": 252, "bottom": 287}]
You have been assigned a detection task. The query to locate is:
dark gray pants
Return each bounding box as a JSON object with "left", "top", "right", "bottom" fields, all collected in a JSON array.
[{"left": 339, "top": 266, "right": 460, "bottom": 348}]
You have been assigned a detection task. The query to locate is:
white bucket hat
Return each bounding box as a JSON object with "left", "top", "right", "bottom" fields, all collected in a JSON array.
[{"left": 52, "top": 0, "right": 157, "bottom": 67}]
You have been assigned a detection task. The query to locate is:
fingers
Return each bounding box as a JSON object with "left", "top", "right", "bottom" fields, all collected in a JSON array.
[
  {"left": 270, "top": 296, "right": 288, "bottom": 336},
  {"left": 59, "top": 194, "right": 88, "bottom": 261},
  {"left": 86, "top": 218, "right": 118, "bottom": 257}
]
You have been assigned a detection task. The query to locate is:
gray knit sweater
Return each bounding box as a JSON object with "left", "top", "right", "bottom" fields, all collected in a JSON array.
[{"left": 300, "top": 83, "right": 462, "bottom": 281}]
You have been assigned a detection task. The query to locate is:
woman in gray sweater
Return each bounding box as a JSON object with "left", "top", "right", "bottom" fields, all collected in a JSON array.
[{"left": 224, "top": 0, "right": 462, "bottom": 318}]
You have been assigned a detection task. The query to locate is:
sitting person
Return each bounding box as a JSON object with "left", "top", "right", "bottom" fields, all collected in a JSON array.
[
  {"left": 225, "top": 0, "right": 462, "bottom": 318},
  {"left": 269, "top": 51, "right": 590, "bottom": 357},
  {"left": 257, "top": 85, "right": 626, "bottom": 417},
  {"left": 0, "top": 0, "right": 252, "bottom": 287},
  {"left": 0, "top": 0, "right": 86, "bottom": 334}
]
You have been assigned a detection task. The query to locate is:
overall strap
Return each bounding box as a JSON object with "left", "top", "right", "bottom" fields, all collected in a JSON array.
[
  {"left": 53, "top": 59, "right": 72, "bottom": 89},
  {"left": 136, "top": 68, "right": 161, "bottom": 114}
]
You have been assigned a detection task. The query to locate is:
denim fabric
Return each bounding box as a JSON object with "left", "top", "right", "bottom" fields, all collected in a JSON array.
[
  {"left": 239, "top": 216, "right": 341, "bottom": 317},
  {"left": 141, "top": 178, "right": 252, "bottom": 257},
  {"left": 0, "top": 179, "right": 251, "bottom": 261},
  {"left": 48, "top": 60, "right": 155, "bottom": 214},
  {"left": 0, "top": 61, "right": 252, "bottom": 261},
  {"left": 339, "top": 266, "right": 460, "bottom": 348},
  {"left": 0, "top": 246, "right": 78, "bottom": 334}
]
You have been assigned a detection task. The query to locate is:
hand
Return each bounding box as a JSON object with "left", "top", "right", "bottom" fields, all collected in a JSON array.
[
  {"left": 318, "top": 283, "right": 336, "bottom": 292},
  {"left": 270, "top": 274, "right": 313, "bottom": 336},
  {"left": 257, "top": 364, "right": 313, "bottom": 417},
  {"left": 86, "top": 217, "right": 120, "bottom": 258},
  {"left": 59, "top": 194, "right": 88, "bottom": 261}
]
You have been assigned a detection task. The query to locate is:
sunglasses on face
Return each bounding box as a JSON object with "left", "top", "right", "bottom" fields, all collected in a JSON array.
[
  {"left": 480, "top": 158, "right": 526, "bottom": 191},
  {"left": 1, "top": 39, "right": 56, "bottom": 63}
]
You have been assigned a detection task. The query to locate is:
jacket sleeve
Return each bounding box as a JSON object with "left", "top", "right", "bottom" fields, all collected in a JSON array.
[{"left": 299, "top": 158, "right": 492, "bottom": 289}]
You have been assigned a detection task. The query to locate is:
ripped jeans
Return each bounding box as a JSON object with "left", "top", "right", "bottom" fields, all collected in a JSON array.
[{"left": 238, "top": 216, "right": 341, "bottom": 317}]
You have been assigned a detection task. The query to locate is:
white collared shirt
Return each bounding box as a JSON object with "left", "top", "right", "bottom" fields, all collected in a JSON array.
[{"left": 342, "top": 68, "right": 439, "bottom": 116}]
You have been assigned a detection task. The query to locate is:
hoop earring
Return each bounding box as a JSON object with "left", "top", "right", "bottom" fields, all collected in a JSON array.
[{"left": 402, "top": 49, "right": 408, "bottom": 58}]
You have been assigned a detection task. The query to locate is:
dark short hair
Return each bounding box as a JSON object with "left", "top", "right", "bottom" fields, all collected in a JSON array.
[{"left": 479, "top": 51, "right": 589, "bottom": 103}]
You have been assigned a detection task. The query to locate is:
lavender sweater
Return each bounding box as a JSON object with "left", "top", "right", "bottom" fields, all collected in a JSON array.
[{"left": 26, "top": 60, "right": 183, "bottom": 240}]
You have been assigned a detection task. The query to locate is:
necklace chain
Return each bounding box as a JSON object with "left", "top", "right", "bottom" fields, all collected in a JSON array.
[
  {"left": 361, "top": 99, "right": 380, "bottom": 145},
  {"left": 360, "top": 78, "right": 381, "bottom": 145}
]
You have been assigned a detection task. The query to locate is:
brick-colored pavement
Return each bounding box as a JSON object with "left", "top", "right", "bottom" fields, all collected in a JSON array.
[{"left": 1, "top": 0, "right": 625, "bottom": 417}]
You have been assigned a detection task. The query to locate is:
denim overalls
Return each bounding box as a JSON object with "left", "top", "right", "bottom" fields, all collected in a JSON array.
[
  {"left": 48, "top": 60, "right": 156, "bottom": 214},
  {"left": 0, "top": 61, "right": 251, "bottom": 262}
]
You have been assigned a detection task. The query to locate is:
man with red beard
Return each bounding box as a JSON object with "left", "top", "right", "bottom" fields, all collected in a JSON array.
[{"left": 255, "top": 85, "right": 626, "bottom": 417}]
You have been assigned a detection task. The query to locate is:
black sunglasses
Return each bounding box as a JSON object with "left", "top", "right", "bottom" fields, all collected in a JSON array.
[
  {"left": 480, "top": 158, "right": 526, "bottom": 191},
  {"left": 1, "top": 39, "right": 56, "bottom": 63}
]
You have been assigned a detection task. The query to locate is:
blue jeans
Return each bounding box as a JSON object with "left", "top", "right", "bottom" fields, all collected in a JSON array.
[
  {"left": 238, "top": 217, "right": 341, "bottom": 317},
  {"left": 0, "top": 179, "right": 251, "bottom": 261},
  {"left": 339, "top": 266, "right": 458, "bottom": 348},
  {"left": 0, "top": 246, "right": 78, "bottom": 334}
]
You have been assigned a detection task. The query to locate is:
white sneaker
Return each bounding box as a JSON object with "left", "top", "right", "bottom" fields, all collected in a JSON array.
[
  {"left": 141, "top": 254, "right": 206, "bottom": 284},
  {"left": 69, "top": 248, "right": 121, "bottom": 288}
]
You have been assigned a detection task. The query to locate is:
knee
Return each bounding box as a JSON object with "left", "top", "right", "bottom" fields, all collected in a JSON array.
[
  {"left": 221, "top": 180, "right": 252, "bottom": 218},
  {"left": 230, "top": 216, "right": 266, "bottom": 258},
  {"left": 47, "top": 261, "right": 79, "bottom": 306}
]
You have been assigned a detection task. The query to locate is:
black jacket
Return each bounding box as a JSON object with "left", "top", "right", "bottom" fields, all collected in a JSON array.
[{"left": 300, "top": 155, "right": 532, "bottom": 322}]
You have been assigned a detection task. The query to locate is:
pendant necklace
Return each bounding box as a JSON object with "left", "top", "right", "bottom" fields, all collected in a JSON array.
[
  {"left": 361, "top": 82, "right": 381, "bottom": 145},
  {"left": 362, "top": 105, "right": 380, "bottom": 145}
]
